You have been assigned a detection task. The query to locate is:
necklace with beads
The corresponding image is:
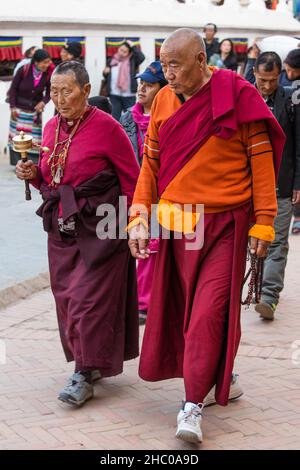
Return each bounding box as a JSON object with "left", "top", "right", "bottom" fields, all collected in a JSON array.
[{"left": 47, "top": 112, "right": 85, "bottom": 187}]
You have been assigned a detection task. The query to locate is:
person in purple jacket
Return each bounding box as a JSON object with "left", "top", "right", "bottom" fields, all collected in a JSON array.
[{"left": 8, "top": 48, "right": 54, "bottom": 165}]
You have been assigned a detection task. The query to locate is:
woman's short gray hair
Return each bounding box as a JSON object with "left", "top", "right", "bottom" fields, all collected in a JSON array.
[{"left": 52, "top": 60, "right": 90, "bottom": 88}]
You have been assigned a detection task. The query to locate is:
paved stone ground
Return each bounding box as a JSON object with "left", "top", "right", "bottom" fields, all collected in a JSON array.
[
  {"left": 0, "top": 154, "right": 48, "bottom": 290},
  {"left": 0, "top": 236, "right": 300, "bottom": 450}
]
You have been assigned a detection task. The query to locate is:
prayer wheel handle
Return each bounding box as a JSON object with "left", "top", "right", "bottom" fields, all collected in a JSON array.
[{"left": 12, "top": 131, "right": 33, "bottom": 201}]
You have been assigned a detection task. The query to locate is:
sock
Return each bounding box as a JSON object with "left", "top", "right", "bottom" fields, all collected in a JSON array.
[{"left": 76, "top": 370, "right": 92, "bottom": 384}]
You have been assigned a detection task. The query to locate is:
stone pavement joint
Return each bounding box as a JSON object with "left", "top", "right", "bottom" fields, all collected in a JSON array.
[
  {"left": 0, "top": 237, "right": 299, "bottom": 449},
  {"left": 0, "top": 272, "right": 50, "bottom": 310}
]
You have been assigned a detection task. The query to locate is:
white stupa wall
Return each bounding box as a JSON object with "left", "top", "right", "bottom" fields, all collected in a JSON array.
[
  {"left": 1, "top": 2, "right": 299, "bottom": 89},
  {"left": 0, "top": 0, "right": 299, "bottom": 153}
]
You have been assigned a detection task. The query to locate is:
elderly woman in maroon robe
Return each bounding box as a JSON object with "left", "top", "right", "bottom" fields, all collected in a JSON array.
[{"left": 16, "top": 61, "right": 140, "bottom": 407}]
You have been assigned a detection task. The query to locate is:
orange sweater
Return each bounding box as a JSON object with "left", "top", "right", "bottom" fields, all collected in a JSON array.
[{"left": 130, "top": 85, "right": 277, "bottom": 227}]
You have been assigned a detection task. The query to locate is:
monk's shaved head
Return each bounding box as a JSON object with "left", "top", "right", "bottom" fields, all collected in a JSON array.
[
  {"left": 160, "top": 28, "right": 211, "bottom": 99},
  {"left": 161, "top": 28, "right": 206, "bottom": 57}
]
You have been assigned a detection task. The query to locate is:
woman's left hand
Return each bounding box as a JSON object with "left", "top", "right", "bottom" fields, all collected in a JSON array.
[{"left": 35, "top": 101, "right": 45, "bottom": 113}]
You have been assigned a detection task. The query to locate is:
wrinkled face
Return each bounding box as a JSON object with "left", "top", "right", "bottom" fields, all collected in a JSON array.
[
  {"left": 118, "top": 45, "right": 130, "bottom": 58},
  {"left": 35, "top": 58, "right": 52, "bottom": 72},
  {"left": 220, "top": 40, "right": 232, "bottom": 55},
  {"left": 254, "top": 65, "right": 280, "bottom": 98},
  {"left": 137, "top": 80, "right": 161, "bottom": 108},
  {"left": 50, "top": 72, "right": 90, "bottom": 120},
  {"left": 204, "top": 26, "right": 216, "bottom": 42},
  {"left": 60, "top": 48, "right": 74, "bottom": 62},
  {"left": 285, "top": 63, "right": 300, "bottom": 81},
  {"left": 160, "top": 44, "right": 206, "bottom": 96}
]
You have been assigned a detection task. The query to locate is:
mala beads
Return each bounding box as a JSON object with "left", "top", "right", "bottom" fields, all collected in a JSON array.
[
  {"left": 241, "top": 249, "right": 264, "bottom": 307},
  {"left": 47, "top": 113, "right": 84, "bottom": 187}
]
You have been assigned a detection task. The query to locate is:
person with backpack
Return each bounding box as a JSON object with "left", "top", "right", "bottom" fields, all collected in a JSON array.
[
  {"left": 8, "top": 49, "right": 54, "bottom": 165},
  {"left": 253, "top": 52, "right": 300, "bottom": 320},
  {"left": 13, "top": 46, "right": 38, "bottom": 76}
]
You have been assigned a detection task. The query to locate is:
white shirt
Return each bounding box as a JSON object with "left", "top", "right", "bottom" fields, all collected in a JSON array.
[{"left": 110, "top": 63, "right": 135, "bottom": 97}]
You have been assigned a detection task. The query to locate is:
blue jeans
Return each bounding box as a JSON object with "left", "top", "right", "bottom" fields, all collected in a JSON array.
[{"left": 261, "top": 197, "right": 293, "bottom": 305}]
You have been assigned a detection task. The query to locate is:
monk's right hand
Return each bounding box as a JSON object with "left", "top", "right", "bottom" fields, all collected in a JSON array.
[
  {"left": 15, "top": 160, "right": 37, "bottom": 181},
  {"left": 128, "top": 223, "right": 150, "bottom": 260}
]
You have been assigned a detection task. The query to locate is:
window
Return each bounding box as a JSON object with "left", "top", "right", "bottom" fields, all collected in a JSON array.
[
  {"left": 105, "top": 37, "right": 141, "bottom": 60},
  {"left": 229, "top": 37, "right": 249, "bottom": 63},
  {"left": 155, "top": 39, "right": 165, "bottom": 60},
  {"left": 42, "top": 37, "right": 86, "bottom": 65},
  {"left": 0, "top": 37, "right": 22, "bottom": 79}
]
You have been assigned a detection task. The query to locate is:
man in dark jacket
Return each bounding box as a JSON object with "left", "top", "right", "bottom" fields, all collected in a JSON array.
[
  {"left": 253, "top": 52, "right": 300, "bottom": 320},
  {"left": 244, "top": 48, "right": 298, "bottom": 87},
  {"left": 203, "top": 23, "right": 219, "bottom": 62}
]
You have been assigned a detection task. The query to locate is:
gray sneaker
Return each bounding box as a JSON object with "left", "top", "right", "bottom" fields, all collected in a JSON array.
[
  {"left": 204, "top": 373, "right": 243, "bottom": 407},
  {"left": 91, "top": 369, "right": 101, "bottom": 383},
  {"left": 58, "top": 372, "right": 94, "bottom": 406},
  {"left": 255, "top": 301, "right": 276, "bottom": 321},
  {"left": 61, "top": 370, "right": 101, "bottom": 385}
]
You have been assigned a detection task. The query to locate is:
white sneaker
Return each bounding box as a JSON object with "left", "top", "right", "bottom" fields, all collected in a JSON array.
[
  {"left": 204, "top": 373, "right": 243, "bottom": 407},
  {"left": 176, "top": 402, "right": 203, "bottom": 444}
]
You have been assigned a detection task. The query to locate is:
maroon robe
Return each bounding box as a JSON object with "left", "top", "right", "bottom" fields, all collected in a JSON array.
[
  {"left": 139, "top": 204, "right": 250, "bottom": 405},
  {"left": 138, "top": 71, "right": 284, "bottom": 405},
  {"left": 32, "top": 107, "right": 140, "bottom": 375},
  {"left": 157, "top": 69, "right": 285, "bottom": 197}
]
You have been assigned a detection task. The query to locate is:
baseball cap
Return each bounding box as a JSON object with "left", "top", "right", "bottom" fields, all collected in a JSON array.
[{"left": 135, "top": 61, "right": 166, "bottom": 83}]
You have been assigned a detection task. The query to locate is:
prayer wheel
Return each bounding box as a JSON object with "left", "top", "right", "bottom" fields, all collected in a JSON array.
[{"left": 13, "top": 131, "right": 33, "bottom": 201}]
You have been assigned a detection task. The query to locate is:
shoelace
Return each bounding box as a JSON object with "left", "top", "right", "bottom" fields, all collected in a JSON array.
[
  {"left": 182, "top": 405, "right": 203, "bottom": 424},
  {"left": 64, "top": 374, "right": 88, "bottom": 393}
]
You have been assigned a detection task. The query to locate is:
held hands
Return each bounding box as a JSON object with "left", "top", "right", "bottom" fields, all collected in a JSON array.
[
  {"left": 128, "top": 223, "right": 150, "bottom": 259},
  {"left": 248, "top": 42, "right": 260, "bottom": 59},
  {"left": 11, "top": 108, "right": 18, "bottom": 120},
  {"left": 34, "top": 101, "right": 45, "bottom": 113},
  {"left": 15, "top": 160, "right": 37, "bottom": 181},
  {"left": 292, "top": 190, "right": 300, "bottom": 206},
  {"left": 126, "top": 39, "right": 134, "bottom": 48},
  {"left": 250, "top": 236, "right": 270, "bottom": 258}
]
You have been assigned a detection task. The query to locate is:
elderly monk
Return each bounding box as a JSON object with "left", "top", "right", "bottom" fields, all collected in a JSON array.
[
  {"left": 127, "top": 29, "right": 285, "bottom": 444},
  {"left": 16, "top": 61, "right": 140, "bottom": 407}
]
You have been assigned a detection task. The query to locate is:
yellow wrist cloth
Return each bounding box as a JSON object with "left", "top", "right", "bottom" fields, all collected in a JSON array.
[{"left": 248, "top": 224, "right": 275, "bottom": 242}]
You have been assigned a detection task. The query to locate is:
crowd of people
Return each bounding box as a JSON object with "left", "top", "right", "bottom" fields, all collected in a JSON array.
[
  {"left": 13, "top": 23, "right": 300, "bottom": 445},
  {"left": 175, "top": 0, "right": 298, "bottom": 14}
]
